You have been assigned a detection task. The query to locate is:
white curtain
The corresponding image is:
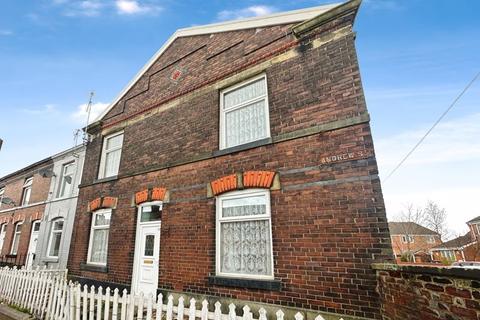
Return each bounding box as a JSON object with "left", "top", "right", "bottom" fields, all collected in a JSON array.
[
  {"left": 224, "top": 78, "right": 267, "bottom": 148},
  {"left": 91, "top": 229, "right": 109, "bottom": 263},
  {"left": 220, "top": 204, "right": 272, "bottom": 276},
  {"left": 105, "top": 149, "right": 121, "bottom": 177}
]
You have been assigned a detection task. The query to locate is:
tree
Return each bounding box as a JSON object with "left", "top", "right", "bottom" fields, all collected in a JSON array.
[
  {"left": 392, "top": 203, "right": 427, "bottom": 262},
  {"left": 423, "top": 200, "right": 448, "bottom": 241}
]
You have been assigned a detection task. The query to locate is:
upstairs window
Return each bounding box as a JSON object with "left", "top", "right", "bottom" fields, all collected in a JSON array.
[
  {"left": 47, "top": 218, "right": 64, "bottom": 258},
  {"left": 216, "top": 189, "right": 273, "bottom": 279},
  {"left": 87, "top": 209, "right": 111, "bottom": 265},
  {"left": 58, "top": 162, "right": 75, "bottom": 198},
  {"left": 427, "top": 235, "right": 436, "bottom": 244},
  {"left": 11, "top": 222, "right": 22, "bottom": 255},
  {"left": 21, "top": 177, "right": 33, "bottom": 206},
  {"left": 98, "top": 131, "right": 124, "bottom": 179},
  {"left": 0, "top": 187, "right": 4, "bottom": 208},
  {"left": 220, "top": 74, "right": 270, "bottom": 149},
  {"left": 402, "top": 235, "right": 414, "bottom": 243}
]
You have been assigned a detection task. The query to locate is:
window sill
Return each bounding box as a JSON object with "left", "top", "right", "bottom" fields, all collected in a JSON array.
[
  {"left": 43, "top": 257, "right": 59, "bottom": 263},
  {"left": 80, "top": 262, "right": 108, "bottom": 273},
  {"left": 213, "top": 138, "right": 272, "bottom": 157},
  {"left": 208, "top": 276, "right": 281, "bottom": 291},
  {"left": 94, "top": 176, "right": 118, "bottom": 184}
]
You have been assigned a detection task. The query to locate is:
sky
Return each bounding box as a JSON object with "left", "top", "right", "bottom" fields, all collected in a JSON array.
[{"left": 0, "top": 0, "right": 479, "bottom": 237}]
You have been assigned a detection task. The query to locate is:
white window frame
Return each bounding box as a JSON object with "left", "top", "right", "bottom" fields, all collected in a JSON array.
[
  {"left": 58, "top": 162, "right": 75, "bottom": 198},
  {"left": 0, "top": 187, "right": 4, "bottom": 208},
  {"left": 21, "top": 177, "right": 33, "bottom": 206},
  {"left": 427, "top": 235, "right": 435, "bottom": 244},
  {"left": 402, "top": 235, "right": 414, "bottom": 243},
  {"left": 46, "top": 218, "right": 64, "bottom": 259},
  {"left": 219, "top": 74, "right": 270, "bottom": 150},
  {"left": 0, "top": 223, "right": 7, "bottom": 251},
  {"left": 98, "top": 131, "right": 124, "bottom": 179},
  {"left": 87, "top": 209, "right": 112, "bottom": 266},
  {"left": 11, "top": 222, "right": 22, "bottom": 255},
  {"left": 215, "top": 188, "right": 274, "bottom": 280}
]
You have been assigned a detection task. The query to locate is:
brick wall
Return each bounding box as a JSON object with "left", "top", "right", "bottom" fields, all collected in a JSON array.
[
  {"left": 375, "top": 264, "right": 480, "bottom": 320},
  {"left": 390, "top": 234, "right": 441, "bottom": 261},
  {"left": 68, "top": 4, "right": 392, "bottom": 320}
]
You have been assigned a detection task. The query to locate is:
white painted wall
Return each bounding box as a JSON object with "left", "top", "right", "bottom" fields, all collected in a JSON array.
[{"left": 34, "top": 145, "right": 85, "bottom": 269}]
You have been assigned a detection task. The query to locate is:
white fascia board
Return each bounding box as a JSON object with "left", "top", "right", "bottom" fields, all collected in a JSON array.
[{"left": 95, "top": 3, "right": 340, "bottom": 123}]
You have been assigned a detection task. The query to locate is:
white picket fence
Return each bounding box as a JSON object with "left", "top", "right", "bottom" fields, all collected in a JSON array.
[{"left": 0, "top": 267, "right": 345, "bottom": 320}]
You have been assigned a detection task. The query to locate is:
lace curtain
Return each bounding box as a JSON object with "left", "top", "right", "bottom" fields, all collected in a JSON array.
[
  {"left": 220, "top": 203, "right": 272, "bottom": 276},
  {"left": 223, "top": 77, "right": 268, "bottom": 148},
  {"left": 90, "top": 229, "right": 109, "bottom": 263}
]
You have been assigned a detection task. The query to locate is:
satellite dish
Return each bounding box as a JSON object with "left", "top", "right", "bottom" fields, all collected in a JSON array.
[{"left": 38, "top": 168, "right": 55, "bottom": 178}]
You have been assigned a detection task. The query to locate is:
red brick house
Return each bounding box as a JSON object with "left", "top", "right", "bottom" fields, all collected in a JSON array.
[
  {"left": 431, "top": 216, "right": 480, "bottom": 263},
  {"left": 0, "top": 157, "right": 53, "bottom": 267},
  {"left": 388, "top": 222, "right": 442, "bottom": 263},
  {"left": 67, "top": 1, "right": 393, "bottom": 319}
]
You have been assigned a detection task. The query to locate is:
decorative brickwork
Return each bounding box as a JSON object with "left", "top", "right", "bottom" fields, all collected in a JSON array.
[
  {"left": 87, "top": 196, "right": 118, "bottom": 212},
  {"left": 88, "top": 198, "right": 102, "bottom": 212},
  {"left": 243, "top": 171, "right": 275, "bottom": 188},
  {"left": 375, "top": 264, "right": 480, "bottom": 320},
  {"left": 210, "top": 174, "right": 238, "bottom": 196},
  {"left": 151, "top": 187, "right": 167, "bottom": 201}
]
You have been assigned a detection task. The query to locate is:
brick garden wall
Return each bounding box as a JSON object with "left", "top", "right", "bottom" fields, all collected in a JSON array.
[{"left": 374, "top": 263, "right": 480, "bottom": 320}]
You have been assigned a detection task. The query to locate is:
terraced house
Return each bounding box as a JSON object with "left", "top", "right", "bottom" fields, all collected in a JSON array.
[{"left": 67, "top": 1, "right": 393, "bottom": 319}]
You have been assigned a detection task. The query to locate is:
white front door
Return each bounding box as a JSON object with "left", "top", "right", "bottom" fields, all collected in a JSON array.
[
  {"left": 26, "top": 221, "right": 41, "bottom": 269},
  {"left": 0, "top": 224, "right": 7, "bottom": 254},
  {"left": 132, "top": 202, "right": 162, "bottom": 296}
]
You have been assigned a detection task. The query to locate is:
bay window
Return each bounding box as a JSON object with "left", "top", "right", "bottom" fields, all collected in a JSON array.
[
  {"left": 98, "top": 131, "right": 124, "bottom": 179},
  {"left": 216, "top": 189, "right": 273, "bottom": 279},
  {"left": 220, "top": 74, "right": 270, "bottom": 149},
  {"left": 87, "top": 209, "right": 111, "bottom": 265}
]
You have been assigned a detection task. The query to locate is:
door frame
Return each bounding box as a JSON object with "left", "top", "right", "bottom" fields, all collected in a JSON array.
[
  {"left": 131, "top": 201, "right": 162, "bottom": 295},
  {"left": 26, "top": 220, "right": 41, "bottom": 268}
]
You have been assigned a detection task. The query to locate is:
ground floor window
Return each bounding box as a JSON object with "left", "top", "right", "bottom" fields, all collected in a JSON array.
[
  {"left": 441, "top": 250, "right": 456, "bottom": 261},
  {"left": 11, "top": 222, "right": 22, "bottom": 255},
  {"left": 216, "top": 189, "right": 273, "bottom": 279},
  {"left": 87, "top": 209, "right": 111, "bottom": 265},
  {"left": 47, "top": 218, "right": 64, "bottom": 258}
]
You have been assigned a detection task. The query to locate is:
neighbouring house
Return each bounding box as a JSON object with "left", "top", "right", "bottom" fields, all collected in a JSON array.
[
  {"left": 34, "top": 145, "right": 85, "bottom": 269},
  {"left": 388, "top": 222, "right": 442, "bottom": 263},
  {"left": 430, "top": 216, "right": 480, "bottom": 263},
  {"left": 0, "top": 145, "right": 85, "bottom": 269},
  {"left": 67, "top": 1, "right": 393, "bottom": 319},
  {"left": 0, "top": 158, "right": 53, "bottom": 267}
]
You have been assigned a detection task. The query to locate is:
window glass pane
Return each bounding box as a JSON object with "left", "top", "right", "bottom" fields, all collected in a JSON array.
[
  {"left": 220, "top": 219, "right": 272, "bottom": 276},
  {"left": 222, "top": 195, "right": 266, "bottom": 218},
  {"left": 104, "top": 149, "right": 121, "bottom": 177},
  {"left": 49, "top": 233, "right": 62, "bottom": 257},
  {"left": 33, "top": 222, "right": 40, "bottom": 232},
  {"left": 64, "top": 163, "right": 75, "bottom": 175},
  {"left": 224, "top": 78, "right": 266, "bottom": 109},
  {"left": 22, "top": 187, "right": 31, "bottom": 205},
  {"left": 15, "top": 224, "right": 22, "bottom": 232},
  {"left": 24, "top": 178, "right": 33, "bottom": 187},
  {"left": 90, "top": 229, "right": 109, "bottom": 263},
  {"left": 225, "top": 100, "right": 266, "bottom": 148},
  {"left": 54, "top": 220, "right": 64, "bottom": 231},
  {"left": 94, "top": 212, "right": 111, "bottom": 226},
  {"left": 144, "top": 235, "right": 155, "bottom": 256},
  {"left": 106, "top": 134, "right": 123, "bottom": 150},
  {"left": 12, "top": 230, "right": 21, "bottom": 254},
  {"left": 140, "top": 205, "right": 162, "bottom": 222}
]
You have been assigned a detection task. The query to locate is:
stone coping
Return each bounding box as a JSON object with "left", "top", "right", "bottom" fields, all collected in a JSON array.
[
  {"left": 372, "top": 262, "right": 480, "bottom": 280},
  {"left": 0, "top": 304, "right": 33, "bottom": 320}
]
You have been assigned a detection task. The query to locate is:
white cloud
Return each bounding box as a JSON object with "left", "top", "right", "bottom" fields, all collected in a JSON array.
[
  {"left": 376, "top": 113, "right": 480, "bottom": 168},
  {"left": 377, "top": 113, "right": 480, "bottom": 236},
  {"left": 115, "top": 0, "right": 162, "bottom": 15},
  {"left": 21, "top": 104, "right": 57, "bottom": 115},
  {"left": 62, "top": 0, "right": 104, "bottom": 17},
  {"left": 0, "top": 30, "right": 13, "bottom": 36},
  {"left": 217, "top": 5, "right": 276, "bottom": 21},
  {"left": 71, "top": 102, "right": 109, "bottom": 124}
]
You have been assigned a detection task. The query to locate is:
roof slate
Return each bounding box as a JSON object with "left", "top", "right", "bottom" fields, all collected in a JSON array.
[{"left": 388, "top": 222, "right": 439, "bottom": 236}]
